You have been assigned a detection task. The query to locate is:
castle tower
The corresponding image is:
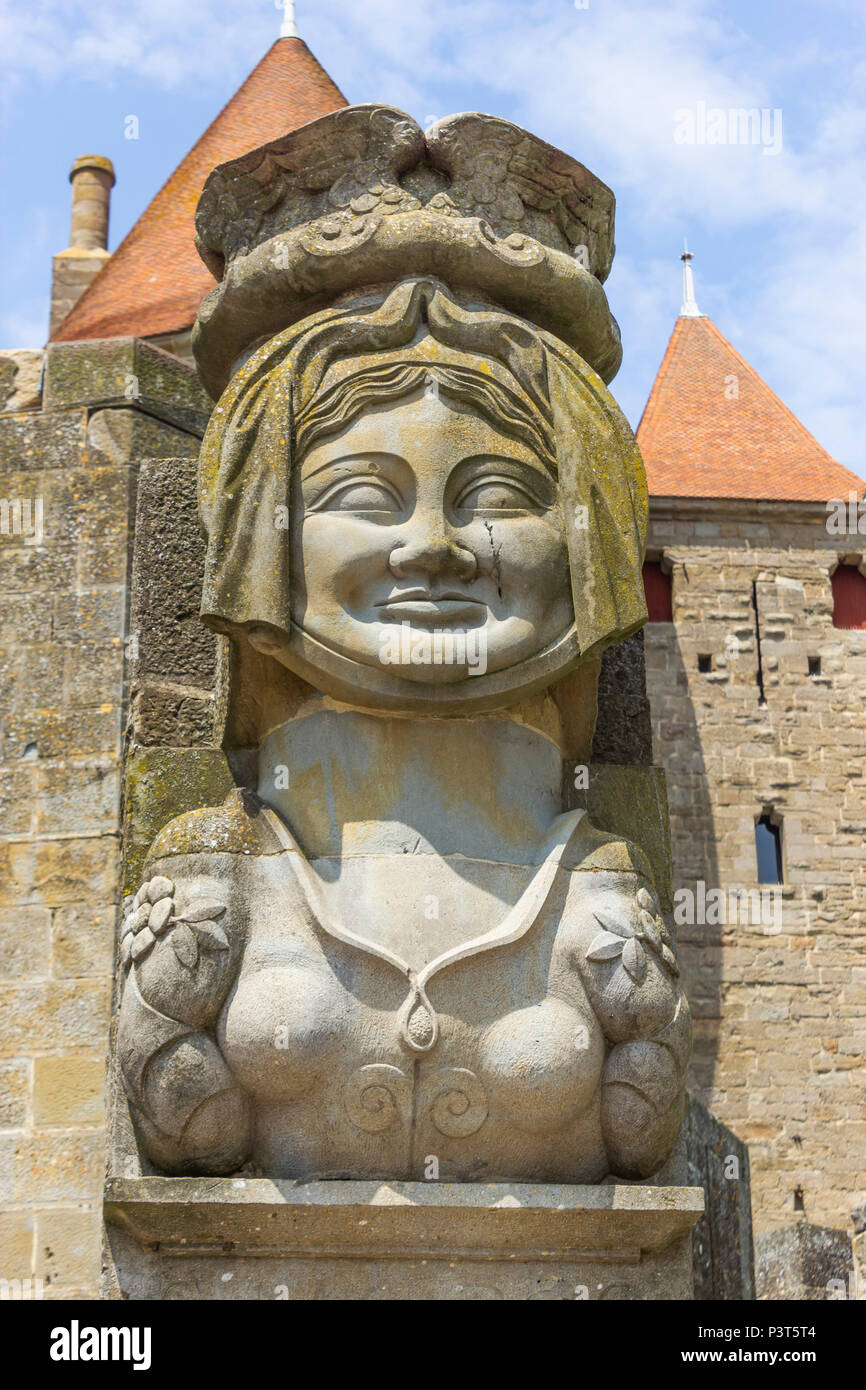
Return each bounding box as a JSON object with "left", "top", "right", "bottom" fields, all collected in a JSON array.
[{"left": 638, "top": 253, "right": 866, "bottom": 1295}]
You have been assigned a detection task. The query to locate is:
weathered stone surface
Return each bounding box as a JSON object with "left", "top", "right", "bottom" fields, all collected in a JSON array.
[
  {"left": 0, "top": 837, "right": 118, "bottom": 908},
  {"left": 755, "top": 1221, "right": 853, "bottom": 1300},
  {"left": 0, "top": 906, "right": 52, "bottom": 977},
  {"left": 592, "top": 631, "right": 653, "bottom": 765},
  {"left": 565, "top": 763, "right": 673, "bottom": 911},
  {"left": 43, "top": 338, "right": 212, "bottom": 436},
  {"left": 52, "top": 905, "right": 117, "bottom": 978},
  {"left": 686, "top": 1093, "right": 755, "bottom": 1299},
  {"left": 87, "top": 408, "right": 200, "bottom": 464},
  {"left": 194, "top": 107, "right": 621, "bottom": 398},
  {"left": 0, "top": 980, "right": 111, "bottom": 1055},
  {"left": 33, "top": 1056, "right": 105, "bottom": 1127},
  {"left": 54, "top": 589, "right": 125, "bottom": 645},
  {"left": 132, "top": 690, "right": 216, "bottom": 747},
  {"left": 34, "top": 1206, "right": 101, "bottom": 1292},
  {"left": 104, "top": 1178, "right": 702, "bottom": 1300},
  {"left": 0, "top": 349, "right": 43, "bottom": 412},
  {"left": 0, "top": 765, "right": 38, "bottom": 835},
  {"left": 129, "top": 457, "right": 217, "bottom": 692},
  {"left": 34, "top": 762, "right": 119, "bottom": 837},
  {"left": 121, "top": 747, "right": 234, "bottom": 894},
  {"left": 0, "top": 1059, "right": 31, "bottom": 1127},
  {"left": 0, "top": 1209, "right": 35, "bottom": 1273},
  {"left": 647, "top": 497, "right": 866, "bottom": 1237},
  {"left": 3, "top": 1130, "right": 104, "bottom": 1204},
  {"left": 0, "top": 706, "right": 122, "bottom": 763},
  {"left": 0, "top": 409, "right": 86, "bottom": 473},
  {"left": 50, "top": 248, "right": 110, "bottom": 338}
]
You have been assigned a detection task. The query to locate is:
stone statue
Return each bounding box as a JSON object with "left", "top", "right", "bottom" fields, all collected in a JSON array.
[{"left": 116, "top": 108, "right": 690, "bottom": 1188}]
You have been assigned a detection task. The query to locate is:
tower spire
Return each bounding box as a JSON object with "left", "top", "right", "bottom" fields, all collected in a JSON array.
[
  {"left": 278, "top": 1, "right": 299, "bottom": 38},
  {"left": 680, "top": 240, "right": 701, "bottom": 317}
]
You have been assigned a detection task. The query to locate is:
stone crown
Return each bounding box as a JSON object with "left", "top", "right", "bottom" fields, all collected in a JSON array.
[{"left": 192, "top": 105, "right": 622, "bottom": 398}]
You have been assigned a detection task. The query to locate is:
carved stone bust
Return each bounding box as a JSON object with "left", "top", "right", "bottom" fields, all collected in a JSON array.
[{"left": 116, "top": 111, "right": 690, "bottom": 1187}]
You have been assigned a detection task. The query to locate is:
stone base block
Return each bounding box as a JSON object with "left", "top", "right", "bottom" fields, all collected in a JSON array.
[{"left": 104, "top": 1178, "right": 703, "bottom": 1301}]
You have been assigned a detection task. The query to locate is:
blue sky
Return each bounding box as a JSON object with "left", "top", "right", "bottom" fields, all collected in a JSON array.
[{"left": 2, "top": 0, "right": 864, "bottom": 477}]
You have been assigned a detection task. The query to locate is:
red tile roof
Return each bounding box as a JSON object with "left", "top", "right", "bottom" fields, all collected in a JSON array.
[
  {"left": 637, "top": 314, "right": 864, "bottom": 502},
  {"left": 51, "top": 39, "right": 347, "bottom": 345}
]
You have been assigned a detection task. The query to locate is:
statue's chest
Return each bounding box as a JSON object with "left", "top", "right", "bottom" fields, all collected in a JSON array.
[{"left": 217, "top": 853, "right": 604, "bottom": 1160}]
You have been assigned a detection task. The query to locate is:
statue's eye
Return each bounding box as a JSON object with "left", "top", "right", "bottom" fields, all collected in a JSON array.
[
  {"left": 311, "top": 478, "right": 402, "bottom": 513},
  {"left": 455, "top": 477, "right": 541, "bottom": 512}
]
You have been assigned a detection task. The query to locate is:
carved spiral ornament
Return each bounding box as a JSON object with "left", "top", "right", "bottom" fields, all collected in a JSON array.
[
  {"left": 422, "top": 1067, "right": 488, "bottom": 1138},
  {"left": 343, "top": 1064, "right": 411, "bottom": 1133}
]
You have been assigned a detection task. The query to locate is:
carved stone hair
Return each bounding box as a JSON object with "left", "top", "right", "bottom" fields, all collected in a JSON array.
[{"left": 294, "top": 360, "right": 557, "bottom": 471}]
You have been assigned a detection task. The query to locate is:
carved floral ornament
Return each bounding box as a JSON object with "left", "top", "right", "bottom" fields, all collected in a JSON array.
[{"left": 120, "top": 877, "right": 228, "bottom": 971}]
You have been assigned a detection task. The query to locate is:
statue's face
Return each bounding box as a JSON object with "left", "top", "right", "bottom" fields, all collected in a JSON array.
[{"left": 290, "top": 385, "right": 573, "bottom": 682}]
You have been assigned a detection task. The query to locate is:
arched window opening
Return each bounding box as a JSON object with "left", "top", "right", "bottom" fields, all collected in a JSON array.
[{"left": 755, "top": 814, "right": 783, "bottom": 884}]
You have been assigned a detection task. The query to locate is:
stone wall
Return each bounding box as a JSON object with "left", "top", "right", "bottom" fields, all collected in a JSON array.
[
  {"left": 0, "top": 340, "right": 206, "bottom": 1298},
  {"left": 645, "top": 497, "right": 866, "bottom": 1246}
]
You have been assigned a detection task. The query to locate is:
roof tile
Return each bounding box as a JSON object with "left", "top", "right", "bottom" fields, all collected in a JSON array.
[{"left": 637, "top": 315, "right": 864, "bottom": 502}]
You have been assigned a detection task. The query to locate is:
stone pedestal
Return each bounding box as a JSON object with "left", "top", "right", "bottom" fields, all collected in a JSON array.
[{"left": 103, "top": 1178, "right": 703, "bottom": 1301}]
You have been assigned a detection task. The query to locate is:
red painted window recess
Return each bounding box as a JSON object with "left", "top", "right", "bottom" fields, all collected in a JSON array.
[
  {"left": 643, "top": 561, "right": 673, "bottom": 623},
  {"left": 831, "top": 564, "right": 866, "bottom": 630}
]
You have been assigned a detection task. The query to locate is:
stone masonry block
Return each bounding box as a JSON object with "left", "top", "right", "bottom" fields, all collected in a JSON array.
[
  {"left": 0, "top": 1059, "right": 31, "bottom": 1127},
  {"left": 87, "top": 407, "right": 200, "bottom": 464},
  {"left": 122, "top": 746, "right": 234, "bottom": 895},
  {"left": 0, "top": 836, "right": 118, "bottom": 909},
  {"left": 51, "top": 905, "right": 116, "bottom": 979},
  {"left": 33, "top": 1056, "right": 105, "bottom": 1127},
  {"left": 0, "top": 350, "right": 43, "bottom": 413},
  {"left": 592, "top": 629, "right": 653, "bottom": 765},
  {"left": 0, "top": 410, "right": 86, "bottom": 474},
  {"left": 0, "top": 1209, "right": 35, "bottom": 1276},
  {"left": 129, "top": 456, "right": 216, "bottom": 692},
  {"left": 43, "top": 339, "right": 212, "bottom": 436},
  {"left": 0, "top": 906, "right": 52, "bottom": 978},
  {"left": 0, "top": 980, "right": 111, "bottom": 1056},
  {"left": 34, "top": 1206, "right": 101, "bottom": 1292},
  {"left": 6, "top": 1130, "right": 104, "bottom": 1205}
]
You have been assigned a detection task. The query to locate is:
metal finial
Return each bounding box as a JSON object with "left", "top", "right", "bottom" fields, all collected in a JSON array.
[
  {"left": 278, "top": 0, "right": 299, "bottom": 38},
  {"left": 680, "top": 239, "right": 701, "bottom": 317}
]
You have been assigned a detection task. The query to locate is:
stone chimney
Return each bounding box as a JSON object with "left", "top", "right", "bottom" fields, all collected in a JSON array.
[{"left": 50, "top": 155, "right": 115, "bottom": 337}]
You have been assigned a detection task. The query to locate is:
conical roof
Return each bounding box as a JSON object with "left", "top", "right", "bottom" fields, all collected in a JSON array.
[
  {"left": 51, "top": 38, "right": 347, "bottom": 344},
  {"left": 637, "top": 314, "right": 864, "bottom": 501}
]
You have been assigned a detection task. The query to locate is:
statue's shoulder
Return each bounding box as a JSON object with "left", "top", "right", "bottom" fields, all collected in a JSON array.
[
  {"left": 147, "top": 788, "right": 284, "bottom": 862},
  {"left": 563, "top": 813, "right": 654, "bottom": 883}
]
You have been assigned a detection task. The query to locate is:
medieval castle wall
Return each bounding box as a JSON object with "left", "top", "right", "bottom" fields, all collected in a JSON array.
[
  {"left": 1, "top": 346, "right": 863, "bottom": 1296},
  {"left": 646, "top": 499, "right": 866, "bottom": 1243},
  {"left": 0, "top": 343, "right": 203, "bottom": 1297}
]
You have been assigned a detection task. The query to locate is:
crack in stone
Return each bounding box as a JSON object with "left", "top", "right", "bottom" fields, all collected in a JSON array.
[{"left": 483, "top": 521, "right": 503, "bottom": 600}]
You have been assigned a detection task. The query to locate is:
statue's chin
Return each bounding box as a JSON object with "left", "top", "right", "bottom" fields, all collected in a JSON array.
[
  {"left": 289, "top": 615, "right": 557, "bottom": 682},
  {"left": 247, "top": 618, "right": 581, "bottom": 715}
]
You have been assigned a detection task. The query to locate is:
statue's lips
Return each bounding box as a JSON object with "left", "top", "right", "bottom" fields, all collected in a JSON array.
[{"left": 375, "top": 594, "right": 486, "bottom": 625}]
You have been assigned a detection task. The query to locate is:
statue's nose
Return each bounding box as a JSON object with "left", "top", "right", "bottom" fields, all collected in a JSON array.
[{"left": 388, "top": 521, "right": 477, "bottom": 583}]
